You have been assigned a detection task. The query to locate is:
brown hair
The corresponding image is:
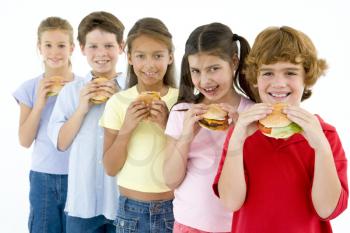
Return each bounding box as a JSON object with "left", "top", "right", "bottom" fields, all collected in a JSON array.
[
  {"left": 77, "top": 11, "right": 124, "bottom": 47},
  {"left": 37, "top": 16, "right": 74, "bottom": 45},
  {"left": 244, "top": 26, "right": 328, "bottom": 101},
  {"left": 178, "top": 22, "right": 255, "bottom": 104},
  {"left": 125, "top": 17, "right": 176, "bottom": 88}
]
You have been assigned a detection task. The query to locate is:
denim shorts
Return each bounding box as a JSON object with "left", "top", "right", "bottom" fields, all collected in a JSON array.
[
  {"left": 114, "top": 195, "right": 174, "bottom": 233},
  {"left": 28, "top": 170, "right": 68, "bottom": 233},
  {"left": 66, "top": 215, "right": 115, "bottom": 233}
]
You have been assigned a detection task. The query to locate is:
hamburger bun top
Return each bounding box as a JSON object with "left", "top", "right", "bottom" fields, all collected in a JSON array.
[
  {"left": 201, "top": 104, "right": 228, "bottom": 120},
  {"left": 259, "top": 103, "right": 291, "bottom": 128},
  {"left": 92, "top": 76, "right": 109, "bottom": 84},
  {"left": 137, "top": 91, "right": 161, "bottom": 105}
]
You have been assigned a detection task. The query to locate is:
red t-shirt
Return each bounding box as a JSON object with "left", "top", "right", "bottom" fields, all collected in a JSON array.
[{"left": 213, "top": 116, "right": 348, "bottom": 233}]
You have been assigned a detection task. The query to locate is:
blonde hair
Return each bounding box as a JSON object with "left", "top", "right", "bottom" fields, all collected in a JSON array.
[
  {"left": 37, "top": 16, "right": 74, "bottom": 45},
  {"left": 244, "top": 26, "right": 328, "bottom": 101}
]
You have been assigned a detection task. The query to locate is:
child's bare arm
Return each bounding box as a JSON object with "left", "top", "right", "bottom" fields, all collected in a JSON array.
[
  {"left": 103, "top": 101, "right": 148, "bottom": 176},
  {"left": 219, "top": 104, "right": 272, "bottom": 211},
  {"left": 285, "top": 105, "right": 342, "bottom": 218},
  {"left": 18, "top": 78, "right": 54, "bottom": 147}
]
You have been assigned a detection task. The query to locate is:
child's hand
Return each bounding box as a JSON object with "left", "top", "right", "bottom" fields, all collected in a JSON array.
[
  {"left": 77, "top": 82, "right": 98, "bottom": 114},
  {"left": 120, "top": 100, "right": 149, "bottom": 133},
  {"left": 232, "top": 103, "right": 273, "bottom": 143},
  {"left": 35, "top": 78, "right": 55, "bottom": 109},
  {"left": 149, "top": 100, "right": 169, "bottom": 129},
  {"left": 180, "top": 103, "right": 208, "bottom": 142},
  {"left": 219, "top": 103, "right": 239, "bottom": 126},
  {"left": 94, "top": 79, "right": 118, "bottom": 98},
  {"left": 284, "top": 105, "right": 326, "bottom": 149}
]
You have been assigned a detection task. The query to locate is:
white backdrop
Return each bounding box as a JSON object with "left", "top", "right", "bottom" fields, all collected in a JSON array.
[{"left": 1, "top": 0, "right": 349, "bottom": 232}]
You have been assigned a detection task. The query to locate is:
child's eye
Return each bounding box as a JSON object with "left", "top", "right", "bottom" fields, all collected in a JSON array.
[
  {"left": 190, "top": 69, "right": 199, "bottom": 75},
  {"left": 136, "top": 54, "right": 144, "bottom": 59},
  {"left": 58, "top": 44, "right": 66, "bottom": 48},
  {"left": 105, "top": 44, "right": 114, "bottom": 49},
  {"left": 154, "top": 54, "right": 164, "bottom": 59},
  {"left": 209, "top": 66, "right": 220, "bottom": 72},
  {"left": 286, "top": 71, "right": 297, "bottom": 76},
  {"left": 262, "top": 72, "right": 273, "bottom": 77},
  {"left": 89, "top": 45, "right": 97, "bottom": 49},
  {"left": 45, "top": 44, "right": 52, "bottom": 48}
]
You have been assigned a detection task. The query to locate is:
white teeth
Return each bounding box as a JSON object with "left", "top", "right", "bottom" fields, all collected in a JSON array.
[
  {"left": 271, "top": 93, "right": 288, "bottom": 97},
  {"left": 96, "top": 60, "right": 108, "bottom": 64},
  {"left": 204, "top": 87, "right": 216, "bottom": 91}
]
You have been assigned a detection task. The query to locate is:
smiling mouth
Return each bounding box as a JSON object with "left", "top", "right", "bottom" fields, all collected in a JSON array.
[
  {"left": 49, "top": 58, "right": 61, "bottom": 62},
  {"left": 202, "top": 85, "right": 219, "bottom": 93},
  {"left": 143, "top": 71, "right": 157, "bottom": 78},
  {"left": 269, "top": 92, "right": 291, "bottom": 98},
  {"left": 95, "top": 60, "right": 109, "bottom": 64}
]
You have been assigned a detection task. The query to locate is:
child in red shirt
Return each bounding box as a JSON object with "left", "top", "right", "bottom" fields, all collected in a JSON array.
[{"left": 213, "top": 26, "right": 348, "bottom": 233}]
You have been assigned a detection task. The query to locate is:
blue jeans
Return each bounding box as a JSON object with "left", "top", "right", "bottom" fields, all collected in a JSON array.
[
  {"left": 28, "top": 171, "right": 68, "bottom": 233},
  {"left": 66, "top": 215, "right": 115, "bottom": 233},
  {"left": 114, "top": 195, "right": 174, "bottom": 233}
]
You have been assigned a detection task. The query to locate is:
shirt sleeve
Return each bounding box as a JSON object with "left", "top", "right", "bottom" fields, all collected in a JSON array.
[
  {"left": 321, "top": 126, "right": 348, "bottom": 220},
  {"left": 99, "top": 94, "right": 123, "bottom": 130},
  {"left": 212, "top": 126, "right": 235, "bottom": 197},
  {"left": 13, "top": 79, "right": 36, "bottom": 108},
  {"left": 164, "top": 103, "right": 186, "bottom": 140},
  {"left": 47, "top": 84, "right": 76, "bottom": 150}
]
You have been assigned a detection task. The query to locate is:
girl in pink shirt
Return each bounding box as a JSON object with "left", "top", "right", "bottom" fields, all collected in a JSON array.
[{"left": 163, "top": 23, "right": 255, "bottom": 232}]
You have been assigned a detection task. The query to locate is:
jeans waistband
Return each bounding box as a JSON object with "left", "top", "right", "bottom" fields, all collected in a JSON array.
[{"left": 119, "top": 195, "right": 173, "bottom": 215}]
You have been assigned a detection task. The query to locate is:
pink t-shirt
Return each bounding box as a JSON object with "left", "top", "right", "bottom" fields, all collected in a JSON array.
[{"left": 165, "top": 97, "right": 253, "bottom": 232}]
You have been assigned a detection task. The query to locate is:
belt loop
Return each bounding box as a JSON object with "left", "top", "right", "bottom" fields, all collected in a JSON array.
[{"left": 119, "top": 195, "right": 127, "bottom": 212}]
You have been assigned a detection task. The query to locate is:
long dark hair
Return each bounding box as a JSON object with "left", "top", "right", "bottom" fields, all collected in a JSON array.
[
  {"left": 126, "top": 17, "right": 176, "bottom": 88},
  {"left": 178, "top": 22, "right": 256, "bottom": 104}
]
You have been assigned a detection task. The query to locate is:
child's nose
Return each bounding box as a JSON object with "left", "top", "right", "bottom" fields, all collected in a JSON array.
[
  {"left": 271, "top": 76, "right": 287, "bottom": 87},
  {"left": 144, "top": 57, "right": 155, "bottom": 68},
  {"left": 199, "top": 73, "right": 211, "bottom": 84}
]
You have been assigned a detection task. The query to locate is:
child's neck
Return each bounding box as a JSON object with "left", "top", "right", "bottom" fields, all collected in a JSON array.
[
  {"left": 45, "top": 66, "right": 73, "bottom": 81},
  {"left": 137, "top": 83, "right": 169, "bottom": 97}
]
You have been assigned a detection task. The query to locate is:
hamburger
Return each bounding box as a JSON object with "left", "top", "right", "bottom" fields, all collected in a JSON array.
[
  {"left": 90, "top": 76, "right": 110, "bottom": 104},
  {"left": 199, "top": 104, "right": 229, "bottom": 131},
  {"left": 47, "top": 76, "right": 64, "bottom": 96},
  {"left": 136, "top": 91, "right": 161, "bottom": 105},
  {"left": 258, "top": 103, "right": 302, "bottom": 139},
  {"left": 136, "top": 91, "right": 161, "bottom": 119}
]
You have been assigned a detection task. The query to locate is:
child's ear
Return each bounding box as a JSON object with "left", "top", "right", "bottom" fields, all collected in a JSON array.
[
  {"left": 232, "top": 55, "right": 239, "bottom": 70},
  {"left": 80, "top": 44, "right": 86, "bottom": 56},
  {"left": 37, "top": 42, "right": 42, "bottom": 54},
  {"left": 127, "top": 52, "right": 132, "bottom": 65},
  {"left": 168, "top": 53, "right": 174, "bottom": 65},
  {"left": 70, "top": 43, "right": 75, "bottom": 55},
  {"left": 119, "top": 41, "right": 125, "bottom": 54}
]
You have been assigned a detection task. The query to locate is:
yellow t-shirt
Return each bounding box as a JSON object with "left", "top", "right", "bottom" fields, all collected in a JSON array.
[{"left": 99, "top": 85, "right": 179, "bottom": 192}]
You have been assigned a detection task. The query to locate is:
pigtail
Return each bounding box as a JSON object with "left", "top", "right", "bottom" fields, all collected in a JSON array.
[
  {"left": 233, "top": 34, "right": 256, "bottom": 102},
  {"left": 177, "top": 55, "right": 203, "bottom": 104}
]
